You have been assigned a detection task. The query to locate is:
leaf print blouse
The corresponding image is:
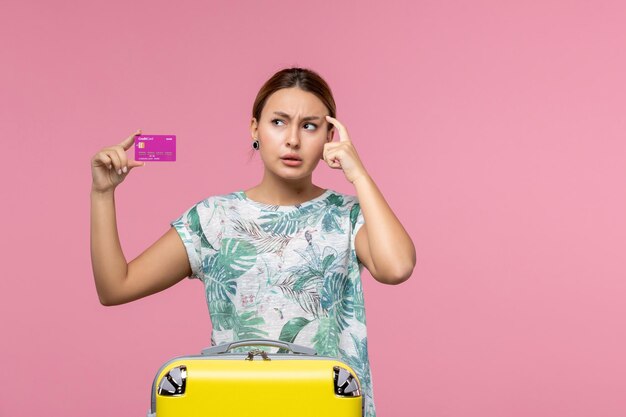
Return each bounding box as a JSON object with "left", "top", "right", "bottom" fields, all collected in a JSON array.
[{"left": 171, "top": 188, "right": 377, "bottom": 417}]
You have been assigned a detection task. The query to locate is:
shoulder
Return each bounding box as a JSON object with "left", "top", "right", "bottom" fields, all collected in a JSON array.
[
  {"left": 325, "top": 189, "right": 360, "bottom": 208},
  {"left": 324, "top": 189, "right": 363, "bottom": 233},
  {"left": 194, "top": 191, "right": 245, "bottom": 210},
  {"left": 175, "top": 191, "right": 244, "bottom": 223}
]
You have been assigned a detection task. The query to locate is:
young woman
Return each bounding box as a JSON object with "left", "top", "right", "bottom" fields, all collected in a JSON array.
[{"left": 90, "top": 67, "right": 416, "bottom": 416}]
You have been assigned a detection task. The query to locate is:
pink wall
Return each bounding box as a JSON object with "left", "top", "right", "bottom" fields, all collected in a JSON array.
[{"left": 2, "top": 0, "right": 626, "bottom": 415}]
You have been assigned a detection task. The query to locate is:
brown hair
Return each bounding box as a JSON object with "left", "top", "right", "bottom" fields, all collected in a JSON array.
[{"left": 252, "top": 67, "right": 336, "bottom": 131}]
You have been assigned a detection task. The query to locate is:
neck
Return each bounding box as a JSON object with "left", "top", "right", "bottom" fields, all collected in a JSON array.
[{"left": 246, "top": 169, "right": 324, "bottom": 206}]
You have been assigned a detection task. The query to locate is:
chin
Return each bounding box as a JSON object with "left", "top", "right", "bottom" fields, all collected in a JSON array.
[
  {"left": 274, "top": 167, "right": 313, "bottom": 181},
  {"left": 279, "top": 173, "right": 311, "bottom": 181}
]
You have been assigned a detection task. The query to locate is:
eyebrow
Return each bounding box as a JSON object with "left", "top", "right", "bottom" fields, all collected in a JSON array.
[{"left": 273, "top": 111, "right": 323, "bottom": 122}]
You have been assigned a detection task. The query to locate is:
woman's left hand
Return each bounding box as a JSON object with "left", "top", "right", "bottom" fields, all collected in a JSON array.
[{"left": 323, "top": 116, "right": 369, "bottom": 184}]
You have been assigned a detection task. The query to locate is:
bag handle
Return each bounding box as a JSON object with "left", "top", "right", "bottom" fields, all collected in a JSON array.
[{"left": 201, "top": 338, "right": 317, "bottom": 356}]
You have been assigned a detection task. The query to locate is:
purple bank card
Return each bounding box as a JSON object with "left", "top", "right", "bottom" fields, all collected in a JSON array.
[{"left": 134, "top": 135, "right": 176, "bottom": 161}]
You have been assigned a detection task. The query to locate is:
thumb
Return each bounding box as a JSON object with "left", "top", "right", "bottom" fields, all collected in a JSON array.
[{"left": 120, "top": 128, "right": 143, "bottom": 150}]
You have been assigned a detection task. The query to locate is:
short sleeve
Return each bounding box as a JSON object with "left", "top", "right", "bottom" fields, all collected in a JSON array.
[
  {"left": 170, "top": 201, "right": 208, "bottom": 281},
  {"left": 349, "top": 199, "right": 366, "bottom": 267}
]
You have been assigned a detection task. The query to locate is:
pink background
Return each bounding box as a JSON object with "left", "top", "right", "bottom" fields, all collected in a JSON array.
[{"left": 2, "top": 0, "right": 626, "bottom": 415}]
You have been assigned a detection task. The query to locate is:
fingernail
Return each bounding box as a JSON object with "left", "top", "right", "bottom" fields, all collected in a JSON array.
[
  {"left": 122, "top": 166, "right": 127, "bottom": 173},
  {"left": 118, "top": 169, "right": 122, "bottom": 175}
]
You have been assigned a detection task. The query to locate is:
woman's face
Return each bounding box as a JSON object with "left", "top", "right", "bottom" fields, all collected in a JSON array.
[{"left": 250, "top": 87, "right": 334, "bottom": 181}]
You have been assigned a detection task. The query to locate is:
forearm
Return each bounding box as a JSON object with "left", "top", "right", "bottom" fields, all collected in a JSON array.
[
  {"left": 90, "top": 189, "right": 129, "bottom": 305},
  {"left": 353, "top": 175, "right": 416, "bottom": 281}
]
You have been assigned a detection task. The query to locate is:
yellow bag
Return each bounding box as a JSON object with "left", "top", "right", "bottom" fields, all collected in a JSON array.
[{"left": 147, "top": 339, "right": 363, "bottom": 417}]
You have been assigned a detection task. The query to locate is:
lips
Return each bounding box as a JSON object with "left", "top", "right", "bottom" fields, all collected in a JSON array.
[
  {"left": 280, "top": 154, "right": 303, "bottom": 167},
  {"left": 280, "top": 154, "right": 302, "bottom": 161}
]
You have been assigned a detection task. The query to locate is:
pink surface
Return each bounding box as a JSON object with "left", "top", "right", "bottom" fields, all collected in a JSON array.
[{"left": 2, "top": 0, "right": 626, "bottom": 415}]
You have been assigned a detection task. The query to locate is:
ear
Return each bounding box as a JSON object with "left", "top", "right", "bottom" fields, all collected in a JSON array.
[
  {"left": 326, "top": 127, "right": 335, "bottom": 142},
  {"left": 250, "top": 117, "right": 258, "bottom": 139}
]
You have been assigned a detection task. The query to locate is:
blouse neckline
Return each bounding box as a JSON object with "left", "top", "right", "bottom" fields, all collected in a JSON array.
[{"left": 236, "top": 189, "right": 332, "bottom": 210}]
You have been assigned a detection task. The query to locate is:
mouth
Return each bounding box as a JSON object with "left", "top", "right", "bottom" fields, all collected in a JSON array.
[
  {"left": 280, "top": 154, "right": 302, "bottom": 161},
  {"left": 280, "top": 155, "right": 303, "bottom": 167}
]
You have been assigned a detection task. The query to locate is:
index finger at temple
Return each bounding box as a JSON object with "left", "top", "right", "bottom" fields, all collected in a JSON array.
[{"left": 326, "top": 116, "right": 350, "bottom": 142}]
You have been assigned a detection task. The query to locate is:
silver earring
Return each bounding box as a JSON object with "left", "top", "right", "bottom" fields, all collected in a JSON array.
[{"left": 252, "top": 140, "right": 260, "bottom": 150}]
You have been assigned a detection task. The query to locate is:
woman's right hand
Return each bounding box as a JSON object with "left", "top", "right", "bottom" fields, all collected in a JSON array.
[{"left": 91, "top": 129, "right": 145, "bottom": 193}]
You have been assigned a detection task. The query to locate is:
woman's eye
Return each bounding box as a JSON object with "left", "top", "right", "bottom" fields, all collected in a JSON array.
[
  {"left": 303, "top": 123, "right": 317, "bottom": 130},
  {"left": 272, "top": 119, "right": 285, "bottom": 126}
]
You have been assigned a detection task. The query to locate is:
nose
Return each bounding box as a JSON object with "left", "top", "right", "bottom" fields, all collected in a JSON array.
[{"left": 286, "top": 126, "right": 300, "bottom": 148}]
